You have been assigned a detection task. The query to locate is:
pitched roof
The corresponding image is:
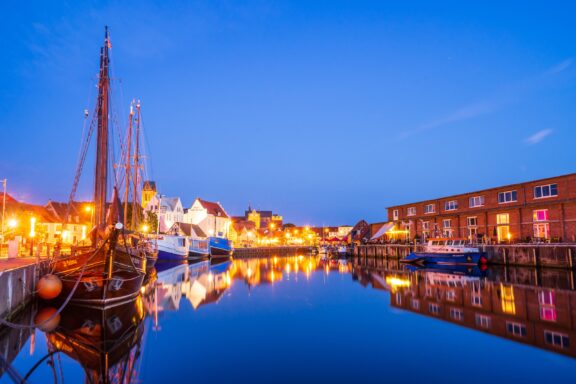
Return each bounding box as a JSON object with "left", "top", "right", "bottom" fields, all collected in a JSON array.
[
  {"left": 169, "top": 222, "right": 207, "bottom": 238},
  {"left": 197, "top": 199, "right": 228, "bottom": 218},
  {"left": 161, "top": 197, "right": 181, "bottom": 211},
  {"left": 143, "top": 180, "right": 156, "bottom": 191}
]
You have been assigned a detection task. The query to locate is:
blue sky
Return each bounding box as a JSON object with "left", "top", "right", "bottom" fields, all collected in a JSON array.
[{"left": 1, "top": 1, "right": 575, "bottom": 225}]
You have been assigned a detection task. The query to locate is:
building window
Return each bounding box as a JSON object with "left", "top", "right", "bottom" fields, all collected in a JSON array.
[
  {"left": 446, "top": 290, "right": 456, "bottom": 302},
  {"left": 506, "top": 321, "right": 527, "bottom": 337},
  {"left": 422, "top": 221, "right": 430, "bottom": 230},
  {"left": 544, "top": 331, "right": 570, "bottom": 349},
  {"left": 443, "top": 219, "right": 452, "bottom": 229},
  {"left": 424, "top": 204, "right": 435, "bottom": 214},
  {"left": 395, "top": 292, "right": 402, "bottom": 305},
  {"left": 449, "top": 308, "right": 464, "bottom": 321},
  {"left": 498, "top": 190, "right": 518, "bottom": 204},
  {"left": 444, "top": 200, "right": 458, "bottom": 211},
  {"left": 411, "top": 299, "right": 420, "bottom": 310},
  {"left": 534, "top": 184, "right": 558, "bottom": 199},
  {"left": 475, "top": 314, "right": 491, "bottom": 328},
  {"left": 467, "top": 217, "right": 478, "bottom": 227},
  {"left": 429, "top": 303, "right": 440, "bottom": 315},
  {"left": 469, "top": 195, "right": 485, "bottom": 208},
  {"left": 533, "top": 209, "right": 550, "bottom": 222},
  {"left": 426, "top": 287, "right": 433, "bottom": 297},
  {"left": 393, "top": 209, "right": 399, "bottom": 220},
  {"left": 497, "top": 213, "right": 510, "bottom": 225},
  {"left": 500, "top": 284, "right": 516, "bottom": 315},
  {"left": 539, "top": 290, "right": 557, "bottom": 322},
  {"left": 407, "top": 207, "right": 416, "bottom": 216},
  {"left": 472, "top": 282, "right": 483, "bottom": 307},
  {"left": 496, "top": 213, "right": 511, "bottom": 242}
]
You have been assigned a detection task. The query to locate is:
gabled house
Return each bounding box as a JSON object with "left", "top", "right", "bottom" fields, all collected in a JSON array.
[
  {"left": 183, "top": 198, "right": 231, "bottom": 239},
  {"left": 167, "top": 222, "right": 207, "bottom": 239},
  {"left": 145, "top": 195, "right": 184, "bottom": 233}
]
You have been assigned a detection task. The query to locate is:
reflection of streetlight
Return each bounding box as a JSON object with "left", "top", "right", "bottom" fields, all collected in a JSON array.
[
  {"left": 270, "top": 223, "right": 275, "bottom": 230},
  {"left": 141, "top": 224, "right": 150, "bottom": 233},
  {"left": 8, "top": 219, "right": 17, "bottom": 229}
]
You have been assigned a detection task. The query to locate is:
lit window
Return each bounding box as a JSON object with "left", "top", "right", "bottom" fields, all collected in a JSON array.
[
  {"left": 469, "top": 196, "right": 485, "bottom": 208},
  {"left": 506, "top": 321, "right": 526, "bottom": 337},
  {"left": 496, "top": 213, "right": 510, "bottom": 225},
  {"left": 539, "top": 290, "right": 557, "bottom": 322},
  {"left": 544, "top": 330, "right": 569, "bottom": 348},
  {"left": 424, "top": 204, "right": 435, "bottom": 214},
  {"left": 467, "top": 217, "right": 478, "bottom": 227},
  {"left": 501, "top": 284, "right": 516, "bottom": 315},
  {"left": 407, "top": 207, "right": 416, "bottom": 216},
  {"left": 498, "top": 191, "right": 518, "bottom": 204},
  {"left": 444, "top": 200, "right": 458, "bottom": 211},
  {"left": 534, "top": 184, "right": 558, "bottom": 199},
  {"left": 533, "top": 209, "right": 550, "bottom": 222}
]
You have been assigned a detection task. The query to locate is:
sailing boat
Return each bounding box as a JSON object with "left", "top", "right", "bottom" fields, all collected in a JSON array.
[{"left": 49, "top": 27, "right": 156, "bottom": 308}]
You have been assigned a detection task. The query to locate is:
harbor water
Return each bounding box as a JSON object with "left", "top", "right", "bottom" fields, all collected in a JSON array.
[{"left": 2, "top": 253, "right": 576, "bottom": 383}]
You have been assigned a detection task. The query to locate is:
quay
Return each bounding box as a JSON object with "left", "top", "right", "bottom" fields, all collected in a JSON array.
[
  {"left": 0, "top": 258, "right": 47, "bottom": 323},
  {"left": 353, "top": 243, "right": 576, "bottom": 269},
  {"left": 234, "top": 246, "right": 316, "bottom": 258}
]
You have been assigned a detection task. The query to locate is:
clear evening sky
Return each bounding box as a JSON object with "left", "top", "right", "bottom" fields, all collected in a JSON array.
[{"left": 1, "top": 1, "right": 575, "bottom": 226}]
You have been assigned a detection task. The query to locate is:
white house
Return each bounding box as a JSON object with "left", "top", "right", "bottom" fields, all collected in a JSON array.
[
  {"left": 183, "top": 198, "right": 231, "bottom": 239},
  {"left": 145, "top": 195, "right": 184, "bottom": 233}
]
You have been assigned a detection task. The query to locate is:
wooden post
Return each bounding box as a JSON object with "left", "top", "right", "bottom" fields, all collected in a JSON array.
[
  {"left": 569, "top": 248, "right": 574, "bottom": 269},
  {"left": 533, "top": 248, "right": 538, "bottom": 267}
]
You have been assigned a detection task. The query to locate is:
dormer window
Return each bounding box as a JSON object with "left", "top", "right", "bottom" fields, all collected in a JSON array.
[
  {"left": 424, "top": 204, "right": 435, "bottom": 214},
  {"left": 407, "top": 207, "right": 416, "bottom": 216},
  {"left": 444, "top": 200, "right": 458, "bottom": 211},
  {"left": 498, "top": 190, "right": 517, "bottom": 204}
]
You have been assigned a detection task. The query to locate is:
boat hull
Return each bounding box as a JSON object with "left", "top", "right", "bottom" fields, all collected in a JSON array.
[
  {"left": 403, "top": 252, "right": 484, "bottom": 266},
  {"left": 51, "top": 246, "right": 147, "bottom": 309},
  {"left": 188, "top": 248, "right": 210, "bottom": 260},
  {"left": 209, "top": 237, "right": 233, "bottom": 259}
]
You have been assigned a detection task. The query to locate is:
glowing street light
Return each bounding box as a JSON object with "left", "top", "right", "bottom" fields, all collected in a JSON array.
[
  {"left": 29, "top": 217, "right": 36, "bottom": 238},
  {"left": 141, "top": 224, "right": 150, "bottom": 233},
  {"left": 8, "top": 218, "right": 17, "bottom": 229}
]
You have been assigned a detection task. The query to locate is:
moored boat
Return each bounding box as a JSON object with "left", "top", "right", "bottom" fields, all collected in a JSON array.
[
  {"left": 156, "top": 235, "right": 189, "bottom": 271},
  {"left": 402, "top": 238, "right": 487, "bottom": 266},
  {"left": 209, "top": 236, "right": 233, "bottom": 259},
  {"left": 189, "top": 238, "right": 210, "bottom": 260},
  {"left": 48, "top": 27, "right": 155, "bottom": 308}
]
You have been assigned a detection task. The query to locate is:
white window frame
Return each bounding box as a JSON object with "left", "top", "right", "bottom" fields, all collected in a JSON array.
[
  {"left": 534, "top": 184, "right": 558, "bottom": 199},
  {"left": 424, "top": 204, "right": 435, "bottom": 214},
  {"left": 407, "top": 207, "right": 416, "bottom": 217},
  {"left": 392, "top": 209, "right": 399, "bottom": 220},
  {"left": 544, "top": 330, "right": 569, "bottom": 349},
  {"left": 467, "top": 216, "right": 478, "bottom": 227},
  {"left": 411, "top": 299, "right": 420, "bottom": 310},
  {"left": 475, "top": 314, "right": 491, "bottom": 328},
  {"left": 444, "top": 200, "right": 458, "bottom": 211},
  {"left": 446, "top": 290, "right": 456, "bottom": 302},
  {"left": 469, "top": 195, "right": 485, "bottom": 208},
  {"left": 533, "top": 209, "right": 550, "bottom": 222},
  {"left": 498, "top": 190, "right": 518, "bottom": 204},
  {"left": 449, "top": 307, "right": 464, "bottom": 321},
  {"left": 443, "top": 219, "right": 452, "bottom": 229},
  {"left": 428, "top": 303, "right": 440, "bottom": 315},
  {"left": 506, "top": 321, "right": 526, "bottom": 337}
]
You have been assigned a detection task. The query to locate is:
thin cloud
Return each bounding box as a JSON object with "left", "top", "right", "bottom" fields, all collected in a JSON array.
[
  {"left": 397, "top": 101, "right": 500, "bottom": 141},
  {"left": 544, "top": 59, "right": 573, "bottom": 76},
  {"left": 525, "top": 129, "right": 553, "bottom": 145}
]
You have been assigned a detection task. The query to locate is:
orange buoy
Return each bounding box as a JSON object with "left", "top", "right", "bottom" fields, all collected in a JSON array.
[
  {"left": 34, "top": 307, "right": 61, "bottom": 332},
  {"left": 37, "top": 274, "right": 63, "bottom": 300}
]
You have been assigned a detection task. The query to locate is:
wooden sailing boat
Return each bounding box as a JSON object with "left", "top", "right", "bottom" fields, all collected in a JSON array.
[{"left": 49, "top": 27, "right": 156, "bottom": 308}]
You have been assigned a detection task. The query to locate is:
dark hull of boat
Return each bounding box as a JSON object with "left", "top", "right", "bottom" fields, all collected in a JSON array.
[
  {"left": 188, "top": 249, "right": 210, "bottom": 260},
  {"left": 402, "top": 252, "right": 484, "bottom": 266},
  {"left": 51, "top": 246, "right": 147, "bottom": 308},
  {"left": 209, "top": 237, "right": 233, "bottom": 258}
]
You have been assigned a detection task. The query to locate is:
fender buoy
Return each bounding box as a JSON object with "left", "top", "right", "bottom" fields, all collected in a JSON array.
[
  {"left": 34, "top": 307, "right": 61, "bottom": 332},
  {"left": 37, "top": 274, "right": 63, "bottom": 300}
]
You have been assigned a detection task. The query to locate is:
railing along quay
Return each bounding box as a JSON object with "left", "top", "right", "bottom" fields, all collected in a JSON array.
[{"left": 353, "top": 243, "right": 576, "bottom": 269}]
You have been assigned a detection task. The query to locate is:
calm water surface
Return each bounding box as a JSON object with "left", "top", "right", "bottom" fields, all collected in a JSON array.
[{"left": 2, "top": 254, "right": 576, "bottom": 383}]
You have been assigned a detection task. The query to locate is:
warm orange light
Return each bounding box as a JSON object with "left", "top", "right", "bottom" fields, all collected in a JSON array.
[
  {"left": 141, "top": 224, "right": 150, "bottom": 233},
  {"left": 85, "top": 205, "right": 92, "bottom": 212},
  {"left": 8, "top": 218, "right": 17, "bottom": 228},
  {"left": 29, "top": 217, "right": 36, "bottom": 238}
]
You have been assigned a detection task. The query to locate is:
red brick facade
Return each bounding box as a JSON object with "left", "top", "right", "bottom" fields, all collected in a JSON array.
[{"left": 387, "top": 173, "right": 576, "bottom": 243}]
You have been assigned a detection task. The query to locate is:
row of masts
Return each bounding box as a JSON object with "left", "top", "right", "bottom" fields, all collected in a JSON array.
[{"left": 123, "top": 100, "right": 144, "bottom": 231}]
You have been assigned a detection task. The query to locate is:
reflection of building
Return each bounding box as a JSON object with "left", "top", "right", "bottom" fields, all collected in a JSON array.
[
  {"left": 387, "top": 173, "right": 576, "bottom": 243},
  {"left": 351, "top": 258, "right": 576, "bottom": 358}
]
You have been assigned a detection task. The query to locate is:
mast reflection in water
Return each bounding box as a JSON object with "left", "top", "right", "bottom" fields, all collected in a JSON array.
[{"left": 2, "top": 254, "right": 576, "bottom": 383}]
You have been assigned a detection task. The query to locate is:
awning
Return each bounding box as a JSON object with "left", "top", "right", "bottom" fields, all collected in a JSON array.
[{"left": 370, "top": 222, "right": 395, "bottom": 241}]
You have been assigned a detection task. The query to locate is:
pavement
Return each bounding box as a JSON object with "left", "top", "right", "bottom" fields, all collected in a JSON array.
[{"left": 0, "top": 257, "right": 44, "bottom": 273}]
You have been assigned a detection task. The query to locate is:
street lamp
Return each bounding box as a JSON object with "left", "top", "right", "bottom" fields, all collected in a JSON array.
[{"left": 8, "top": 219, "right": 17, "bottom": 229}]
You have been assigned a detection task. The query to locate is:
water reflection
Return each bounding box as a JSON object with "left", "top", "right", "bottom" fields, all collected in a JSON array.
[
  {"left": 351, "top": 256, "right": 576, "bottom": 358},
  {"left": 3, "top": 254, "right": 576, "bottom": 383}
]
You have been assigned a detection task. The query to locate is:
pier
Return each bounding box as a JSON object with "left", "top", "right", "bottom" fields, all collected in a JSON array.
[
  {"left": 234, "top": 246, "right": 316, "bottom": 258},
  {"left": 353, "top": 243, "right": 576, "bottom": 269},
  {"left": 0, "top": 258, "right": 47, "bottom": 322}
]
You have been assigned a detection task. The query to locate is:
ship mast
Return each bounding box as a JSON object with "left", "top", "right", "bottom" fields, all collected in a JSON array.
[
  {"left": 94, "top": 26, "right": 111, "bottom": 238},
  {"left": 131, "top": 101, "right": 141, "bottom": 230},
  {"left": 124, "top": 104, "right": 134, "bottom": 226}
]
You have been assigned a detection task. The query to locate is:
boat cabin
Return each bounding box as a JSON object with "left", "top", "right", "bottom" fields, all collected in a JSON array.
[{"left": 425, "top": 238, "right": 479, "bottom": 254}]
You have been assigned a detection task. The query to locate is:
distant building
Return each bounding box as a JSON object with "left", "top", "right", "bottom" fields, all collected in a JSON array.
[
  {"left": 244, "top": 205, "right": 283, "bottom": 229},
  {"left": 387, "top": 173, "right": 576, "bottom": 243},
  {"left": 183, "top": 198, "right": 231, "bottom": 239},
  {"left": 141, "top": 180, "right": 157, "bottom": 210}
]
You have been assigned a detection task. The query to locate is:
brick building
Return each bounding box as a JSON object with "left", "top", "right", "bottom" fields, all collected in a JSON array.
[{"left": 387, "top": 173, "right": 576, "bottom": 243}]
